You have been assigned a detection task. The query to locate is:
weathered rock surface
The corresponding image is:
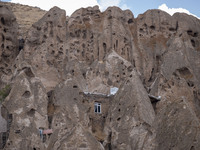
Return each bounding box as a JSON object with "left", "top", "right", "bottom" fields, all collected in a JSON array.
[
  {"left": 0, "top": 3, "right": 18, "bottom": 87},
  {"left": 109, "top": 69, "right": 155, "bottom": 150},
  {"left": 2, "top": 2, "right": 46, "bottom": 39},
  {"left": 0, "top": 2, "right": 200, "bottom": 150}
]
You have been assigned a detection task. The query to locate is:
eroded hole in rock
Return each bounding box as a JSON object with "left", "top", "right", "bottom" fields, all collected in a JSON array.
[
  {"left": 5, "top": 36, "right": 11, "bottom": 41},
  {"left": 143, "top": 23, "right": 147, "bottom": 27},
  {"left": 58, "top": 51, "right": 63, "bottom": 55},
  {"left": 82, "top": 30, "right": 87, "bottom": 39},
  {"left": 73, "top": 85, "right": 78, "bottom": 88},
  {"left": 126, "top": 80, "right": 130, "bottom": 84},
  {"left": 139, "top": 28, "right": 144, "bottom": 32},
  {"left": 70, "top": 32, "right": 74, "bottom": 37},
  {"left": 82, "top": 72, "right": 86, "bottom": 79},
  {"left": 127, "top": 66, "right": 133, "bottom": 72},
  {"left": 24, "top": 67, "right": 35, "bottom": 78},
  {"left": 2, "top": 34, "right": 5, "bottom": 41},
  {"left": 190, "top": 146, "right": 194, "bottom": 150},
  {"left": 51, "top": 50, "right": 55, "bottom": 54},
  {"left": 22, "top": 91, "right": 31, "bottom": 98},
  {"left": 27, "top": 109, "right": 35, "bottom": 117},
  {"left": 169, "top": 27, "right": 176, "bottom": 32},
  {"left": 103, "top": 43, "right": 106, "bottom": 53},
  {"left": 177, "top": 67, "right": 193, "bottom": 79},
  {"left": 47, "top": 60, "right": 53, "bottom": 66},
  {"left": 128, "top": 19, "right": 133, "bottom": 24},
  {"left": 37, "top": 26, "right": 41, "bottom": 30},
  {"left": 6, "top": 46, "right": 9, "bottom": 50},
  {"left": 191, "top": 39, "right": 196, "bottom": 47},
  {"left": 187, "top": 81, "right": 194, "bottom": 87},
  {"left": 151, "top": 100, "right": 158, "bottom": 113},
  {"left": 187, "top": 30, "right": 193, "bottom": 36},
  {"left": 150, "top": 25, "right": 155, "bottom": 30},
  {"left": 1, "top": 17, "right": 5, "bottom": 25},
  {"left": 1, "top": 43, "right": 4, "bottom": 49},
  {"left": 124, "top": 37, "right": 128, "bottom": 43},
  {"left": 194, "top": 32, "right": 198, "bottom": 37},
  {"left": 43, "top": 35, "right": 47, "bottom": 39},
  {"left": 100, "top": 140, "right": 104, "bottom": 144},
  {"left": 82, "top": 43, "right": 85, "bottom": 48},
  {"left": 117, "top": 117, "right": 121, "bottom": 121},
  {"left": 75, "top": 29, "right": 81, "bottom": 38},
  {"left": 71, "top": 69, "right": 74, "bottom": 75}
]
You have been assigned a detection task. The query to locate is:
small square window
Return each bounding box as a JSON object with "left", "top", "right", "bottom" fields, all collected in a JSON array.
[{"left": 94, "top": 102, "right": 101, "bottom": 113}]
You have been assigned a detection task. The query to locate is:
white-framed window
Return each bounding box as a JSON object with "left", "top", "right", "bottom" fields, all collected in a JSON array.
[{"left": 94, "top": 102, "right": 101, "bottom": 113}]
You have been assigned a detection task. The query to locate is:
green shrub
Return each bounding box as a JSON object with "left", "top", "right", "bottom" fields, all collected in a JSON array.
[{"left": 0, "top": 85, "right": 11, "bottom": 103}]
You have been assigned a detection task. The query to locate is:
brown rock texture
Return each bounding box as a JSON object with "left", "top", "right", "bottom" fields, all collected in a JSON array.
[
  {"left": 2, "top": 2, "right": 46, "bottom": 38},
  {"left": 0, "top": 3, "right": 18, "bottom": 87},
  {"left": 0, "top": 2, "right": 200, "bottom": 150}
]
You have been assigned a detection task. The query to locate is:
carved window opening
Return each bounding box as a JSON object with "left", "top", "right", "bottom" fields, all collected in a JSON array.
[{"left": 94, "top": 102, "right": 101, "bottom": 114}]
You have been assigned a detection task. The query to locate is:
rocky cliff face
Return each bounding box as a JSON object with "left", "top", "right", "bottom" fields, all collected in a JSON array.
[
  {"left": 0, "top": 4, "right": 18, "bottom": 88},
  {"left": 0, "top": 2, "right": 200, "bottom": 150},
  {"left": 3, "top": 2, "right": 46, "bottom": 39}
]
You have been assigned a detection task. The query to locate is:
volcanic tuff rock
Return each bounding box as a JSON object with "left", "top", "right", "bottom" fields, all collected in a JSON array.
[
  {"left": 0, "top": 1, "right": 200, "bottom": 150},
  {"left": 0, "top": 3, "right": 18, "bottom": 88},
  {"left": 3, "top": 2, "right": 46, "bottom": 39}
]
